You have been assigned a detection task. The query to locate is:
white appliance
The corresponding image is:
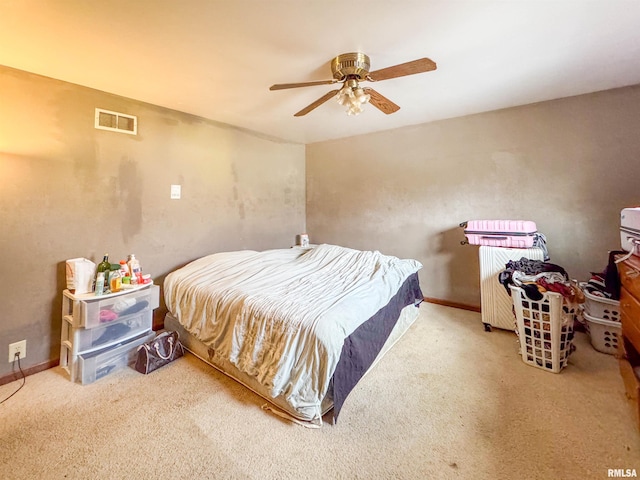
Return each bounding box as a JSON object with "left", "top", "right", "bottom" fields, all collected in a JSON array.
[{"left": 479, "top": 245, "right": 544, "bottom": 331}]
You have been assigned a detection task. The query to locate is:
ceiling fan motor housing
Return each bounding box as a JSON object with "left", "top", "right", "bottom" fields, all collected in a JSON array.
[{"left": 331, "top": 52, "right": 371, "bottom": 81}]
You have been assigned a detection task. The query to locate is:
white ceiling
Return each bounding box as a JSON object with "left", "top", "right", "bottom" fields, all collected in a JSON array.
[{"left": 1, "top": 1, "right": 640, "bottom": 144}]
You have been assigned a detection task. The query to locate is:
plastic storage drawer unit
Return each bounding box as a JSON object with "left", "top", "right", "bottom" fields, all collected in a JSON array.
[
  {"left": 77, "top": 331, "right": 155, "bottom": 385},
  {"left": 60, "top": 283, "right": 159, "bottom": 384},
  {"left": 63, "top": 284, "right": 160, "bottom": 328},
  {"left": 65, "top": 310, "right": 153, "bottom": 354}
]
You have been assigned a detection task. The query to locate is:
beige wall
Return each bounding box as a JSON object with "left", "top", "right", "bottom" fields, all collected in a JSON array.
[
  {"left": 0, "top": 66, "right": 305, "bottom": 378},
  {"left": 3, "top": 63, "right": 639, "bottom": 380},
  {"left": 306, "top": 85, "right": 640, "bottom": 306}
]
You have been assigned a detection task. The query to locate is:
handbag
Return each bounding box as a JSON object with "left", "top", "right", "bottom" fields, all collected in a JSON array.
[{"left": 134, "top": 331, "right": 184, "bottom": 374}]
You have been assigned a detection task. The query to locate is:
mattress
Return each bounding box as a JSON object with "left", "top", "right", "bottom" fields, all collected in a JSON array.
[{"left": 163, "top": 244, "right": 423, "bottom": 425}]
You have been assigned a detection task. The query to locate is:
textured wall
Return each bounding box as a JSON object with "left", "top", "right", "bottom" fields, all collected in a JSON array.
[
  {"left": 0, "top": 66, "right": 305, "bottom": 379},
  {"left": 306, "top": 85, "right": 640, "bottom": 307}
]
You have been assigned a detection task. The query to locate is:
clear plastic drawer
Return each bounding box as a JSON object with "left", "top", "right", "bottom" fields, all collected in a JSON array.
[
  {"left": 73, "top": 285, "right": 159, "bottom": 328},
  {"left": 77, "top": 331, "right": 155, "bottom": 385},
  {"left": 70, "top": 310, "right": 152, "bottom": 354}
]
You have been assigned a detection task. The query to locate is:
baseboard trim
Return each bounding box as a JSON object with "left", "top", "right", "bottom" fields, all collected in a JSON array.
[
  {"left": 0, "top": 299, "right": 477, "bottom": 386},
  {"left": 0, "top": 359, "right": 59, "bottom": 387},
  {"left": 423, "top": 297, "right": 481, "bottom": 313}
]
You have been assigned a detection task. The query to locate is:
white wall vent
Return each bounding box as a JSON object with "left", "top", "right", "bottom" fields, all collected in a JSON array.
[{"left": 95, "top": 108, "right": 137, "bottom": 135}]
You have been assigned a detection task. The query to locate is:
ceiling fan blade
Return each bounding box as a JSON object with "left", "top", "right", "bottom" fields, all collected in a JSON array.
[
  {"left": 365, "top": 88, "right": 400, "bottom": 114},
  {"left": 294, "top": 89, "right": 340, "bottom": 117},
  {"left": 270, "top": 80, "right": 337, "bottom": 91},
  {"left": 368, "top": 58, "right": 437, "bottom": 82}
]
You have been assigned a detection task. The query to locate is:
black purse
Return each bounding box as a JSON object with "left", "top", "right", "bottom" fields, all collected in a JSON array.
[{"left": 135, "top": 331, "right": 184, "bottom": 374}]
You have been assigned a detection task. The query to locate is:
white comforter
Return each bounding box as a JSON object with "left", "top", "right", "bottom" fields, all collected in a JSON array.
[{"left": 164, "top": 244, "right": 422, "bottom": 420}]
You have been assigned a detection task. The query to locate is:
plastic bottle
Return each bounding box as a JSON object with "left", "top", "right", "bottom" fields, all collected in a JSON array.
[
  {"left": 95, "top": 272, "right": 105, "bottom": 296},
  {"left": 109, "top": 265, "right": 122, "bottom": 293},
  {"left": 95, "top": 254, "right": 110, "bottom": 292},
  {"left": 119, "top": 260, "right": 130, "bottom": 277},
  {"left": 128, "top": 254, "right": 141, "bottom": 285}
]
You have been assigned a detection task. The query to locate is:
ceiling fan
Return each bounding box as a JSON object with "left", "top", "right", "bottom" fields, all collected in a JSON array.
[{"left": 269, "top": 52, "right": 437, "bottom": 117}]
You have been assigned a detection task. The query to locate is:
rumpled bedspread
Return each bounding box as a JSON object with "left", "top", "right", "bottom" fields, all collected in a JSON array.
[{"left": 164, "top": 244, "right": 422, "bottom": 421}]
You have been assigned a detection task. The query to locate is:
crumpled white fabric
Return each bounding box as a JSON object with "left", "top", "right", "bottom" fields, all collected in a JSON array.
[{"left": 511, "top": 270, "right": 567, "bottom": 287}]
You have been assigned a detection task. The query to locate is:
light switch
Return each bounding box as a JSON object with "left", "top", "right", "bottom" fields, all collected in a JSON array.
[{"left": 170, "top": 184, "right": 181, "bottom": 199}]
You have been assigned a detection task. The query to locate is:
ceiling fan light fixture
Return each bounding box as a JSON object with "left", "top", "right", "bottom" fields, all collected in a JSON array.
[
  {"left": 354, "top": 87, "right": 370, "bottom": 104},
  {"left": 335, "top": 79, "right": 370, "bottom": 115},
  {"left": 347, "top": 103, "right": 364, "bottom": 116}
]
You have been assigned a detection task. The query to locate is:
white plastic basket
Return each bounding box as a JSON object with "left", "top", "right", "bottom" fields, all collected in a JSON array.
[
  {"left": 510, "top": 286, "right": 576, "bottom": 373},
  {"left": 582, "top": 310, "right": 621, "bottom": 355},
  {"left": 580, "top": 284, "right": 620, "bottom": 322}
]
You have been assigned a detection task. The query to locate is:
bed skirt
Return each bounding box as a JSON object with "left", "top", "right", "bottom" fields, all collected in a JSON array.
[{"left": 164, "top": 302, "right": 421, "bottom": 426}]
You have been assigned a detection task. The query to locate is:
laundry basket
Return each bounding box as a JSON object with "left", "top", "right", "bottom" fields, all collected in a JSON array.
[
  {"left": 582, "top": 310, "right": 621, "bottom": 355},
  {"left": 580, "top": 284, "right": 620, "bottom": 322},
  {"left": 510, "top": 286, "right": 576, "bottom": 373}
]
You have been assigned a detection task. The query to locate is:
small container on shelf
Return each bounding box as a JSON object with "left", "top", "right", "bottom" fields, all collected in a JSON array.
[
  {"left": 95, "top": 272, "right": 105, "bottom": 296},
  {"left": 119, "top": 260, "right": 130, "bottom": 277},
  {"left": 109, "top": 265, "right": 122, "bottom": 293},
  {"left": 128, "top": 254, "right": 141, "bottom": 285}
]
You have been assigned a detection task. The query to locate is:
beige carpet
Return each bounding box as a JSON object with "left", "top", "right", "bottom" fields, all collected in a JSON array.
[{"left": 1, "top": 303, "right": 638, "bottom": 480}]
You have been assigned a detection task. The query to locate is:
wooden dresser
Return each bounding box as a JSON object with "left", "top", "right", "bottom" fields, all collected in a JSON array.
[{"left": 618, "top": 253, "right": 640, "bottom": 429}]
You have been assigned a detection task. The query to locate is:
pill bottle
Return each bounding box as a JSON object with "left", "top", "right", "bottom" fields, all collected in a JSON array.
[{"left": 119, "top": 260, "right": 130, "bottom": 277}]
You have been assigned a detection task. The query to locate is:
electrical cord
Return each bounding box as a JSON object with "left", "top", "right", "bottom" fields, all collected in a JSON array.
[{"left": 0, "top": 353, "right": 26, "bottom": 404}]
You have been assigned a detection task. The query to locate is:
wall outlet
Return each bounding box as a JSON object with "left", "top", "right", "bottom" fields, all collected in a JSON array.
[{"left": 8, "top": 340, "right": 26, "bottom": 362}]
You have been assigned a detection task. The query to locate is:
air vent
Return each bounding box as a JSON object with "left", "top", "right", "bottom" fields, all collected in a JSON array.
[{"left": 95, "top": 108, "right": 137, "bottom": 135}]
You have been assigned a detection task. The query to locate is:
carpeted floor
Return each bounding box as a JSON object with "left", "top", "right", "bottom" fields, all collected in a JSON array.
[{"left": 1, "top": 303, "right": 638, "bottom": 480}]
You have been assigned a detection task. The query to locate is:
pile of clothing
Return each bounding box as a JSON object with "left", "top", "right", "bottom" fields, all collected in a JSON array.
[
  {"left": 499, "top": 258, "right": 584, "bottom": 304},
  {"left": 582, "top": 250, "right": 624, "bottom": 301}
]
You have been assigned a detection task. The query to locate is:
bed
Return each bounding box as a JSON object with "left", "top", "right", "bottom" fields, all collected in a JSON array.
[{"left": 163, "top": 243, "right": 423, "bottom": 427}]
